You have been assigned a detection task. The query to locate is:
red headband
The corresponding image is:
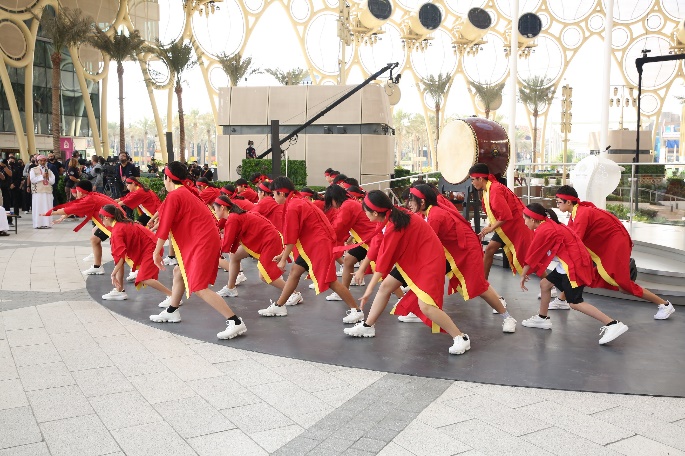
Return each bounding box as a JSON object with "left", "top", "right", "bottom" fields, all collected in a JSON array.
[
  {"left": 214, "top": 197, "right": 231, "bottom": 207},
  {"left": 220, "top": 188, "right": 235, "bottom": 197},
  {"left": 363, "top": 195, "right": 389, "bottom": 213},
  {"left": 523, "top": 207, "right": 546, "bottom": 221},
  {"left": 70, "top": 188, "right": 78, "bottom": 194},
  {"left": 341, "top": 182, "right": 351, "bottom": 189},
  {"left": 99, "top": 208, "right": 115, "bottom": 218},
  {"left": 164, "top": 166, "right": 176, "bottom": 181},
  {"left": 197, "top": 181, "right": 209, "bottom": 188},
  {"left": 555, "top": 193, "right": 580, "bottom": 202},
  {"left": 258, "top": 181, "right": 272, "bottom": 193},
  {"left": 409, "top": 187, "right": 426, "bottom": 200},
  {"left": 347, "top": 189, "right": 364, "bottom": 198},
  {"left": 324, "top": 172, "right": 330, "bottom": 177},
  {"left": 272, "top": 188, "right": 291, "bottom": 194},
  {"left": 470, "top": 173, "right": 489, "bottom": 179},
  {"left": 75, "top": 187, "right": 90, "bottom": 194},
  {"left": 300, "top": 190, "right": 314, "bottom": 197}
]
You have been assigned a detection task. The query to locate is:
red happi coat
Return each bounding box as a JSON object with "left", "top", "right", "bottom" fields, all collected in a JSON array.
[
  {"left": 240, "top": 187, "right": 259, "bottom": 203},
  {"left": 48, "top": 192, "right": 119, "bottom": 236},
  {"left": 232, "top": 198, "right": 255, "bottom": 211},
  {"left": 482, "top": 179, "right": 532, "bottom": 274},
  {"left": 375, "top": 212, "right": 447, "bottom": 333},
  {"left": 282, "top": 196, "right": 337, "bottom": 293},
  {"left": 109, "top": 221, "right": 159, "bottom": 285},
  {"left": 120, "top": 188, "right": 161, "bottom": 217},
  {"left": 199, "top": 187, "right": 221, "bottom": 206},
  {"left": 221, "top": 211, "right": 283, "bottom": 283},
  {"left": 312, "top": 199, "right": 338, "bottom": 225},
  {"left": 568, "top": 202, "right": 643, "bottom": 297},
  {"left": 524, "top": 220, "right": 594, "bottom": 288},
  {"left": 156, "top": 186, "right": 220, "bottom": 297},
  {"left": 251, "top": 196, "right": 284, "bottom": 233},
  {"left": 331, "top": 199, "right": 377, "bottom": 246}
]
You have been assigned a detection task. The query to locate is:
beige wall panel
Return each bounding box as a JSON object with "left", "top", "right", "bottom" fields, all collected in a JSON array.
[
  {"left": 281, "top": 135, "right": 306, "bottom": 161},
  {"left": 307, "top": 85, "right": 361, "bottom": 125},
  {"left": 216, "top": 134, "right": 230, "bottom": 181},
  {"left": 359, "top": 174, "right": 392, "bottom": 191},
  {"left": 305, "top": 135, "right": 361, "bottom": 187},
  {"left": 230, "top": 87, "right": 268, "bottom": 125},
  {"left": 361, "top": 85, "right": 392, "bottom": 124},
  {"left": 218, "top": 88, "right": 231, "bottom": 126},
  {"left": 360, "top": 135, "right": 393, "bottom": 176},
  {"left": 228, "top": 134, "right": 269, "bottom": 181},
  {"left": 269, "top": 86, "right": 308, "bottom": 124}
]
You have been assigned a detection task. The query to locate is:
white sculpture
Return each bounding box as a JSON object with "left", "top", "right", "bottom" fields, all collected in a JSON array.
[{"left": 570, "top": 155, "right": 623, "bottom": 210}]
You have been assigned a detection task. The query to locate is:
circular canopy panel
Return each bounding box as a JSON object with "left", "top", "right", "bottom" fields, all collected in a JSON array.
[
  {"left": 359, "top": 24, "right": 406, "bottom": 76},
  {"left": 463, "top": 33, "right": 508, "bottom": 84},
  {"left": 611, "top": 26, "right": 630, "bottom": 49},
  {"left": 444, "top": 0, "right": 486, "bottom": 17},
  {"left": 0, "top": 20, "right": 27, "bottom": 60},
  {"left": 306, "top": 13, "right": 353, "bottom": 75},
  {"left": 517, "top": 35, "right": 564, "bottom": 83},
  {"left": 245, "top": 0, "right": 264, "bottom": 14},
  {"left": 661, "top": 0, "right": 685, "bottom": 21},
  {"left": 493, "top": 0, "right": 541, "bottom": 19},
  {"left": 192, "top": 0, "right": 244, "bottom": 58},
  {"left": 548, "top": 0, "right": 595, "bottom": 22},
  {"left": 0, "top": 0, "right": 38, "bottom": 12},
  {"left": 208, "top": 65, "right": 229, "bottom": 92},
  {"left": 624, "top": 36, "right": 678, "bottom": 90},
  {"left": 645, "top": 13, "right": 663, "bottom": 31},
  {"left": 77, "top": 43, "right": 105, "bottom": 76},
  {"left": 146, "top": 57, "right": 170, "bottom": 87},
  {"left": 290, "top": 0, "right": 310, "bottom": 22},
  {"left": 562, "top": 26, "right": 583, "bottom": 49},
  {"left": 156, "top": 0, "right": 185, "bottom": 44},
  {"left": 640, "top": 93, "right": 660, "bottom": 115},
  {"left": 610, "top": 0, "right": 652, "bottom": 23},
  {"left": 410, "top": 29, "right": 457, "bottom": 80}
]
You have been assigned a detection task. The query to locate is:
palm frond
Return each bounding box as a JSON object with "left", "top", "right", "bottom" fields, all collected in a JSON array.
[
  {"left": 265, "top": 67, "right": 308, "bottom": 85},
  {"left": 421, "top": 73, "right": 451, "bottom": 106},
  {"left": 90, "top": 28, "right": 150, "bottom": 63},
  {"left": 217, "top": 52, "right": 261, "bottom": 86},
  {"left": 36, "top": 7, "right": 94, "bottom": 54},
  {"left": 155, "top": 39, "right": 197, "bottom": 84}
]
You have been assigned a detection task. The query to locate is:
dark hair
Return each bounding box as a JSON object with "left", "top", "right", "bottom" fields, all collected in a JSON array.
[
  {"left": 332, "top": 174, "right": 348, "bottom": 185},
  {"left": 76, "top": 180, "right": 93, "bottom": 192},
  {"left": 101, "top": 204, "right": 132, "bottom": 223},
  {"left": 345, "top": 186, "right": 365, "bottom": 198},
  {"left": 468, "top": 163, "right": 489, "bottom": 176},
  {"left": 235, "top": 178, "right": 249, "bottom": 186},
  {"left": 343, "top": 177, "right": 359, "bottom": 187},
  {"left": 126, "top": 176, "right": 150, "bottom": 191},
  {"left": 165, "top": 162, "right": 187, "bottom": 184},
  {"left": 407, "top": 184, "right": 438, "bottom": 211},
  {"left": 248, "top": 172, "right": 265, "bottom": 184},
  {"left": 299, "top": 187, "right": 321, "bottom": 200},
  {"left": 223, "top": 184, "right": 235, "bottom": 194},
  {"left": 556, "top": 185, "right": 578, "bottom": 204},
  {"left": 362, "top": 190, "right": 410, "bottom": 230},
  {"left": 213, "top": 195, "right": 246, "bottom": 214},
  {"left": 525, "top": 203, "right": 559, "bottom": 223},
  {"left": 324, "top": 184, "right": 349, "bottom": 211},
  {"left": 196, "top": 177, "right": 216, "bottom": 188},
  {"left": 270, "top": 176, "right": 295, "bottom": 194},
  {"left": 324, "top": 168, "right": 334, "bottom": 174}
]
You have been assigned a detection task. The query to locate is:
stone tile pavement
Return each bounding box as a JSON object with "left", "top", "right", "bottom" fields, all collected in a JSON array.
[{"left": 1, "top": 216, "right": 684, "bottom": 455}]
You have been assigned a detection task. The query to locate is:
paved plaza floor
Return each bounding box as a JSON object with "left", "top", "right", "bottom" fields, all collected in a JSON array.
[{"left": 2, "top": 216, "right": 685, "bottom": 455}]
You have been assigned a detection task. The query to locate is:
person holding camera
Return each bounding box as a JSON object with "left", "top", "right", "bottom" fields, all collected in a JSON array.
[
  {"left": 116, "top": 152, "right": 139, "bottom": 197},
  {"left": 46, "top": 153, "right": 64, "bottom": 206},
  {"left": 87, "top": 155, "right": 104, "bottom": 193},
  {"left": 64, "top": 156, "right": 81, "bottom": 203}
]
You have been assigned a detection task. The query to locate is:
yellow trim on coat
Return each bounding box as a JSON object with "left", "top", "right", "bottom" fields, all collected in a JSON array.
[
  {"left": 482, "top": 181, "right": 523, "bottom": 275},
  {"left": 169, "top": 233, "right": 191, "bottom": 299},
  {"left": 241, "top": 243, "right": 274, "bottom": 284},
  {"left": 296, "top": 239, "right": 321, "bottom": 294},
  {"left": 395, "top": 264, "right": 441, "bottom": 333}
]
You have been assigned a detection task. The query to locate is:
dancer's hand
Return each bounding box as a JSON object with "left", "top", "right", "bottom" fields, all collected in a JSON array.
[
  {"left": 52, "top": 215, "right": 67, "bottom": 225},
  {"left": 478, "top": 226, "right": 491, "bottom": 240},
  {"left": 520, "top": 274, "right": 530, "bottom": 291},
  {"left": 353, "top": 270, "right": 365, "bottom": 286},
  {"left": 153, "top": 250, "right": 165, "bottom": 271},
  {"left": 359, "top": 289, "right": 372, "bottom": 310},
  {"left": 111, "top": 273, "right": 122, "bottom": 290}
]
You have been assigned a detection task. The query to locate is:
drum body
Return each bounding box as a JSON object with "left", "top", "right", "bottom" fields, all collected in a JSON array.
[{"left": 437, "top": 117, "right": 510, "bottom": 184}]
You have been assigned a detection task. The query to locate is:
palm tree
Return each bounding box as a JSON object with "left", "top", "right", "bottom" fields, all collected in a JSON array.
[
  {"left": 217, "top": 52, "right": 261, "bottom": 86},
  {"left": 265, "top": 67, "right": 308, "bottom": 85},
  {"left": 89, "top": 28, "right": 150, "bottom": 156},
  {"left": 393, "top": 109, "right": 412, "bottom": 166},
  {"left": 155, "top": 40, "right": 197, "bottom": 162},
  {"left": 36, "top": 7, "right": 94, "bottom": 157},
  {"left": 519, "top": 75, "right": 555, "bottom": 163},
  {"left": 469, "top": 81, "right": 506, "bottom": 119},
  {"left": 421, "top": 73, "right": 451, "bottom": 169}
]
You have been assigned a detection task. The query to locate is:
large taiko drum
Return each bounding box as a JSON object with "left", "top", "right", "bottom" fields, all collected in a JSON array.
[{"left": 437, "top": 117, "right": 510, "bottom": 184}]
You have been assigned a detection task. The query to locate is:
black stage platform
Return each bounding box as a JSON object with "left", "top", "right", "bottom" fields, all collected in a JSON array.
[{"left": 91, "top": 260, "right": 685, "bottom": 397}]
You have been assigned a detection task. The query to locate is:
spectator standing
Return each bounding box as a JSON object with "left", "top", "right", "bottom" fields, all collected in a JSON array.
[
  {"left": 246, "top": 140, "right": 256, "bottom": 159},
  {"left": 46, "top": 153, "right": 64, "bottom": 206},
  {"left": 7, "top": 156, "right": 23, "bottom": 216},
  {"left": 115, "top": 152, "right": 139, "bottom": 197},
  {"left": 201, "top": 164, "right": 213, "bottom": 181},
  {"left": 22, "top": 155, "right": 37, "bottom": 213},
  {"left": 0, "top": 160, "right": 11, "bottom": 227},
  {"left": 29, "top": 155, "right": 55, "bottom": 228},
  {"left": 88, "top": 155, "right": 104, "bottom": 193},
  {"left": 64, "top": 157, "right": 81, "bottom": 202}
]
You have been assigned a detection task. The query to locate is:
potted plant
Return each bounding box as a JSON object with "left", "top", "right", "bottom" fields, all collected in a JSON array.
[{"left": 543, "top": 176, "right": 549, "bottom": 186}]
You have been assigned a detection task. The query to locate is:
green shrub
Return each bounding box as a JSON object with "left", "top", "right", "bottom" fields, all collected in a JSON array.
[
  {"left": 606, "top": 203, "right": 654, "bottom": 222},
  {"left": 240, "top": 159, "right": 307, "bottom": 187},
  {"left": 620, "top": 164, "right": 665, "bottom": 175},
  {"left": 56, "top": 176, "right": 66, "bottom": 205},
  {"left": 391, "top": 168, "right": 411, "bottom": 188}
]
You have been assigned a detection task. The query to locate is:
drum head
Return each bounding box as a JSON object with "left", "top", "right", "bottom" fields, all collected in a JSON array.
[{"left": 438, "top": 120, "right": 477, "bottom": 184}]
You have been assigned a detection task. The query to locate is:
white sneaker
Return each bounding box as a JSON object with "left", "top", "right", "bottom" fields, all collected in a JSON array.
[
  {"left": 217, "top": 286, "right": 238, "bottom": 298},
  {"left": 538, "top": 288, "right": 558, "bottom": 299},
  {"left": 102, "top": 288, "right": 128, "bottom": 301},
  {"left": 235, "top": 272, "right": 247, "bottom": 286},
  {"left": 548, "top": 297, "right": 570, "bottom": 310},
  {"left": 502, "top": 317, "right": 517, "bottom": 333},
  {"left": 598, "top": 322, "right": 629, "bottom": 345},
  {"left": 285, "top": 291, "right": 303, "bottom": 306},
  {"left": 336, "top": 265, "right": 344, "bottom": 277},
  {"left": 522, "top": 314, "right": 552, "bottom": 330},
  {"left": 217, "top": 318, "right": 247, "bottom": 339},
  {"left": 83, "top": 265, "right": 105, "bottom": 275},
  {"left": 350, "top": 277, "right": 365, "bottom": 286},
  {"left": 494, "top": 297, "right": 507, "bottom": 314},
  {"left": 258, "top": 301, "right": 287, "bottom": 317},
  {"left": 398, "top": 312, "right": 422, "bottom": 323},
  {"left": 449, "top": 334, "right": 471, "bottom": 355},
  {"left": 401, "top": 286, "right": 410, "bottom": 293},
  {"left": 344, "top": 322, "right": 375, "bottom": 337},
  {"left": 326, "top": 292, "right": 342, "bottom": 301},
  {"left": 308, "top": 283, "right": 315, "bottom": 289},
  {"left": 126, "top": 270, "right": 138, "bottom": 283},
  {"left": 654, "top": 302, "right": 675, "bottom": 320},
  {"left": 342, "top": 308, "right": 364, "bottom": 324},
  {"left": 158, "top": 296, "right": 172, "bottom": 308},
  {"left": 162, "top": 256, "right": 178, "bottom": 266},
  {"left": 150, "top": 308, "right": 181, "bottom": 323},
  {"left": 83, "top": 253, "right": 94, "bottom": 262}
]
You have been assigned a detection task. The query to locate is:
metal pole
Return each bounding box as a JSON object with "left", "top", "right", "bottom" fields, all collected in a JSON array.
[
  {"left": 634, "top": 57, "right": 643, "bottom": 213},
  {"left": 506, "top": 0, "right": 518, "bottom": 190},
  {"left": 165, "top": 132, "right": 173, "bottom": 164},
  {"left": 600, "top": 0, "right": 613, "bottom": 158},
  {"left": 271, "top": 120, "right": 281, "bottom": 178}
]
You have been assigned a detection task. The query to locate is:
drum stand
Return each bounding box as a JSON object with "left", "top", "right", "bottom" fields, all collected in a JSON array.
[{"left": 464, "top": 186, "right": 510, "bottom": 270}]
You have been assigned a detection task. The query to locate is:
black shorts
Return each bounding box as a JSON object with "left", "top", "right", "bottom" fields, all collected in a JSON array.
[
  {"left": 490, "top": 231, "right": 503, "bottom": 246},
  {"left": 545, "top": 269, "right": 584, "bottom": 304},
  {"left": 294, "top": 255, "right": 309, "bottom": 271},
  {"left": 388, "top": 260, "right": 449, "bottom": 289},
  {"left": 348, "top": 246, "right": 367, "bottom": 261},
  {"left": 94, "top": 228, "right": 109, "bottom": 242},
  {"left": 137, "top": 213, "right": 151, "bottom": 227}
]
